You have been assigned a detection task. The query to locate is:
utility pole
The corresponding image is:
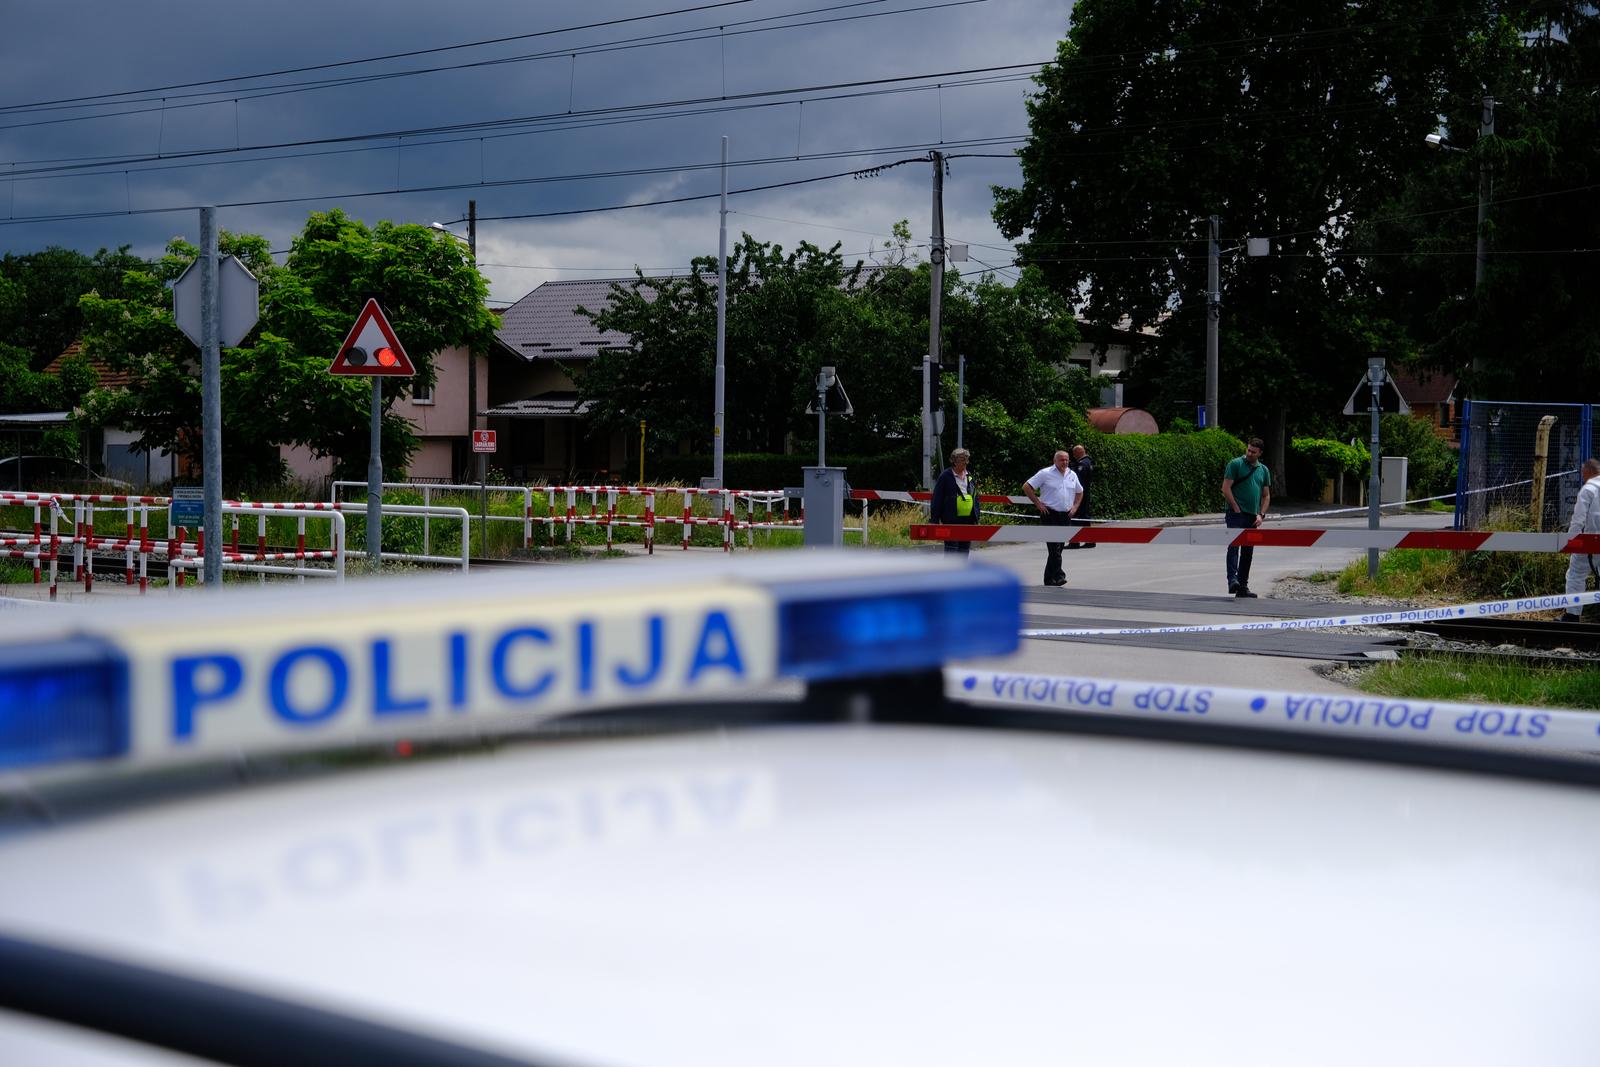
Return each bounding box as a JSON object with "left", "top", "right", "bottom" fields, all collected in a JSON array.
[
  {"left": 1465, "top": 95, "right": 1494, "bottom": 527},
  {"left": 1205, "top": 215, "right": 1220, "bottom": 432},
  {"left": 714, "top": 136, "right": 728, "bottom": 487},
  {"left": 1475, "top": 96, "right": 1494, "bottom": 291},
  {"left": 1367, "top": 358, "right": 1384, "bottom": 581},
  {"left": 925, "top": 149, "right": 945, "bottom": 490},
  {"left": 199, "top": 207, "right": 223, "bottom": 588},
  {"left": 956, "top": 352, "right": 965, "bottom": 451},
  {"left": 468, "top": 200, "right": 488, "bottom": 555}
]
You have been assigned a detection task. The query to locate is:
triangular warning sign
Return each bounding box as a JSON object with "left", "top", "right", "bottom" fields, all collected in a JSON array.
[{"left": 328, "top": 298, "right": 415, "bottom": 377}]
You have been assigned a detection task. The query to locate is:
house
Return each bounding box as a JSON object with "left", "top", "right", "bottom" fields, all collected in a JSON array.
[
  {"left": 483, "top": 278, "right": 641, "bottom": 483},
  {"left": 1391, "top": 368, "right": 1459, "bottom": 444},
  {"left": 40, "top": 342, "right": 177, "bottom": 488},
  {"left": 279, "top": 342, "right": 486, "bottom": 485}
]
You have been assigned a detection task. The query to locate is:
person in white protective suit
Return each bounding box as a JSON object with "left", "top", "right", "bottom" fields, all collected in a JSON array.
[{"left": 1560, "top": 458, "right": 1600, "bottom": 622}]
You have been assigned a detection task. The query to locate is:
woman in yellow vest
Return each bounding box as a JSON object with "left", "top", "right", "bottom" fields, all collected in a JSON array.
[{"left": 930, "top": 447, "right": 981, "bottom": 556}]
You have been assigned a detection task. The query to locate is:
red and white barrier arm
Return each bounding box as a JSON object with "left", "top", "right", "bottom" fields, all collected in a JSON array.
[{"left": 910, "top": 523, "right": 1600, "bottom": 554}]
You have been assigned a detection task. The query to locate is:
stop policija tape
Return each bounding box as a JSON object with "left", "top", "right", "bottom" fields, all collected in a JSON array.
[
  {"left": 911, "top": 522, "right": 1600, "bottom": 553},
  {"left": 1021, "top": 590, "right": 1600, "bottom": 638},
  {"left": 948, "top": 667, "right": 1600, "bottom": 755}
]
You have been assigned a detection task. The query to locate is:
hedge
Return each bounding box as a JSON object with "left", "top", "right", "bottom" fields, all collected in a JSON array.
[
  {"left": 1085, "top": 429, "right": 1245, "bottom": 518},
  {"left": 645, "top": 428, "right": 1245, "bottom": 520}
]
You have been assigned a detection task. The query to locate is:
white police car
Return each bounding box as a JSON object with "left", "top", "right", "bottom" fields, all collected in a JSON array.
[{"left": 0, "top": 553, "right": 1596, "bottom": 1067}]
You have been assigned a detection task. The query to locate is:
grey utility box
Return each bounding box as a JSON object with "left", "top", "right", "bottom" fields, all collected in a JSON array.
[{"left": 801, "top": 466, "right": 847, "bottom": 547}]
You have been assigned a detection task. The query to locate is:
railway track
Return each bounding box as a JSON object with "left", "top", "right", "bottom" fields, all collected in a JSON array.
[{"left": 1401, "top": 617, "right": 1600, "bottom": 654}]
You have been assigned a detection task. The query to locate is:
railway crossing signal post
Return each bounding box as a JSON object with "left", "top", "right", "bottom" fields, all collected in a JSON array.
[
  {"left": 1343, "top": 358, "right": 1410, "bottom": 580},
  {"left": 328, "top": 300, "right": 416, "bottom": 564}
]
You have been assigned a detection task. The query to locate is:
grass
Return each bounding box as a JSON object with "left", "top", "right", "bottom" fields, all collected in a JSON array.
[
  {"left": 1336, "top": 504, "right": 1570, "bottom": 603},
  {"left": 1357, "top": 654, "right": 1600, "bottom": 710}
]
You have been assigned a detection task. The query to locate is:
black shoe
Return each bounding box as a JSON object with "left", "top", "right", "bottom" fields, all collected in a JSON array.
[
  {"left": 1044, "top": 577, "right": 1067, "bottom": 587},
  {"left": 1082, "top": 542, "right": 1097, "bottom": 549},
  {"left": 1235, "top": 586, "right": 1258, "bottom": 599},
  {"left": 1064, "top": 543, "right": 1081, "bottom": 550},
  {"left": 1228, "top": 582, "right": 1239, "bottom": 595}
]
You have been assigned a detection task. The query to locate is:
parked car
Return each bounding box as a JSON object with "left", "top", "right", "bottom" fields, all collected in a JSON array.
[{"left": 0, "top": 455, "right": 131, "bottom": 493}]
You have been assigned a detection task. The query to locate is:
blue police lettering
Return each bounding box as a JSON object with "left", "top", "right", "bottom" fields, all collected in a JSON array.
[
  {"left": 1453, "top": 709, "right": 1549, "bottom": 738},
  {"left": 167, "top": 609, "right": 748, "bottom": 741},
  {"left": 1477, "top": 602, "right": 1509, "bottom": 616},
  {"left": 269, "top": 646, "right": 348, "bottom": 725},
  {"left": 1132, "top": 686, "right": 1210, "bottom": 714},
  {"left": 1282, "top": 696, "right": 1431, "bottom": 730},
  {"left": 372, "top": 639, "right": 428, "bottom": 717},
  {"left": 172, "top": 653, "right": 245, "bottom": 738}
]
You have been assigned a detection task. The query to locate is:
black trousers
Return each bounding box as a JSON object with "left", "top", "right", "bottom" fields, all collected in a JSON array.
[
  {"left": 1043, "top": 509, "right": 1072, "bottom": 582},
  {"left": 943, "top": 515, "right": 974, "bottom": 555},
  {"left": 1225, "top": 510, "right": 1257, "bottom": 587}
]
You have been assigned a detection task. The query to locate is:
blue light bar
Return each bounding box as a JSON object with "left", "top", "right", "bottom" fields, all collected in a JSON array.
[
  {"left": 771, "top": 564, "right": 1021, "bottom": 681},
  {"left": 0, "top": 639, "right": 129, "bottom": 770}
]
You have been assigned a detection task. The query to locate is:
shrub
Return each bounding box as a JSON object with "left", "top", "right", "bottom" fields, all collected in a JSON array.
[
  {"left": 1287, "top": 436, "right": 1368, "bottom": 499},
  {"left": 1377, "top": 414, "right": 1458, "bottom": 499},
  {"left": 1088, "top": 429, "right": 1244, "bottom": 518}
]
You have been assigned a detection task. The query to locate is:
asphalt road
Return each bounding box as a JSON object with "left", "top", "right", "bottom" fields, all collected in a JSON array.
[{"left": 953, "top": 510, "right": 1456, "bottom": 694}]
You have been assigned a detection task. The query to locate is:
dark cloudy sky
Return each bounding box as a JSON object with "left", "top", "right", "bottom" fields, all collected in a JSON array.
[{"left": 0, "top": 0, "right": 1071, "bottom": 304}]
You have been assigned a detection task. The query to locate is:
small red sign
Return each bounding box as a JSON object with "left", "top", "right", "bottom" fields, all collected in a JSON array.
[
  {"left": 328, "top": 299, "right": 416, "bottom": 377},
  {"left": 472, "top": 430, "right": 497, "bottom": 453}
]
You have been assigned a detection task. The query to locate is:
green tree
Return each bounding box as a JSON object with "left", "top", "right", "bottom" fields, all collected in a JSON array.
[
  {"left": 78, "top": 210, "right": 495, "bottom": 487},
  {"left": 579, "top": 236, "right": 870, "bottom": 454},
  {"left": 268, "top": 210, "right": 497, "bottom": 478},
  {"left": 1359, "top": 4, "right": 1600, "bottom": 397},
  {"left": 0, "top": 246, "right": 147, "bottom": 368},
  {"left": 992, "top": 0, "right": 1491, "bottom": 468}
]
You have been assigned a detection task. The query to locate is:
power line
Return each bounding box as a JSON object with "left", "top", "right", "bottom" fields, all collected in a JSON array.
[
  {"left": 0, "top": 0, "right": 976, "bottom": 135},
  {"left": 0, "top": 61, "right": 1045, "bottom": 176},
  {"left": 0, "top": 0, "right": 761, "bottom": 115},
  {"left": 0, "top": 139, "right": 1020, "bottom": 228}
]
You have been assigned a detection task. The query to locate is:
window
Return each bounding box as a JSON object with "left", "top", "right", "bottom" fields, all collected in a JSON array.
[{"left": 411, "top": 379, "right": 434, "bottom": 405}]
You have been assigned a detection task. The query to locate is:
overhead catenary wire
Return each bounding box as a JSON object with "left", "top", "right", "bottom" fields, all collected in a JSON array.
[{"left": 0, "top": 0, "right": 981, "bottom": 136}]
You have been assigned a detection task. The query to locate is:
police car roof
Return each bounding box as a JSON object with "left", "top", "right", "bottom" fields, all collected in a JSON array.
[
  {"left": 1, "top": 721, "right": 1597, "bottom": 1067},
  {"left": 2, "top": 554, "right": 1598, "bottom": 1065}
]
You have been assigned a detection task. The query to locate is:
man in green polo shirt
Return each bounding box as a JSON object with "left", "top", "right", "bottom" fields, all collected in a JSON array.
[{"left": 1221, "top": 437, "right": 1271, "bottom": 598}]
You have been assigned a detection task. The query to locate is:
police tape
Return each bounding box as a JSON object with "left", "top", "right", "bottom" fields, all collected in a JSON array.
[
  {"left": 1021, "top": 589, "right": 1600, "bottom": 638},
  {"left": 947, "top": 667, "right": 1600, "bottom": 754}
]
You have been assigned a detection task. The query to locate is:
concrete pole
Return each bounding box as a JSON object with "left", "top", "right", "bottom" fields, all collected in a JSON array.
[
  {"left": 368, "top": 378, "right": 383, "bottom": 564},
  {"left": 469, "top": 200, "right": 486, "bottom": 556},
  {"left": 1475, "top": 96, "right": 1494, "bottom": 290},
  {"left": 925, "top": 150, "right": 945, "bottom": 490},
  {"left": 1206, "top": 215, "right": 1220, "bottom": 432},
  {"left": 1465, "top": 96, "right": 1494, "bottom": 527},
  {"left": 956, "top": 351, "right": 964, "bottom": 451},
  {"left": 1367, "top": 358, "right": 1384, "bottom": 580},
  {"left": 199, "top": 207, "right": 223, "bottom": 589},
  {"left": 714, "top": 136, "right": 728, "bottom": 485}
]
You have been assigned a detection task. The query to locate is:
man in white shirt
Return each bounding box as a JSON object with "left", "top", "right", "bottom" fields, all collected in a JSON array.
[
  {"left": 1560, "top": 458, "right": 1600, "bottom": 622},
  {"left": 1023, "top": 449, "right": 1084, "bottom": 587}
]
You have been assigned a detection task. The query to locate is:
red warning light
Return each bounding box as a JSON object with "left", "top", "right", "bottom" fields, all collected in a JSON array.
[{"left": 375, "top": 347, "right": 398, "bottom": 367}]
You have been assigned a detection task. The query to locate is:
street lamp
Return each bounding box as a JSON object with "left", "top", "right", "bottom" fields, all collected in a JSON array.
[
  {"left": 431, "top": 206, "right": 488, "bottom": 552},
  {"left": 1426, "top": 97, "right": 1494, "bottom": 527},
  {"left": 429, "top": 208, "right": 480, "bottom": 481},
  {"left": 1202, "top": 220, "right": 1271, "bottom": 432}
]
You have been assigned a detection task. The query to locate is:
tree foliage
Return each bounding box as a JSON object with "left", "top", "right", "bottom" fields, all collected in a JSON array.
[
  {"left": 1358, "top": 4, "right": 1600, "bottom": 398},
  {"left": 992, "top": 0, "right": 1503, "bottom": 448},
  {"left": 77, "top": 209, "right": 495, "bottom": 487},
  {"left": 0, "top": 245, "right": 147, "bottom": 370},
  {"left": 577, "top": 234, "right": 1085, "bottom": 459}
]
